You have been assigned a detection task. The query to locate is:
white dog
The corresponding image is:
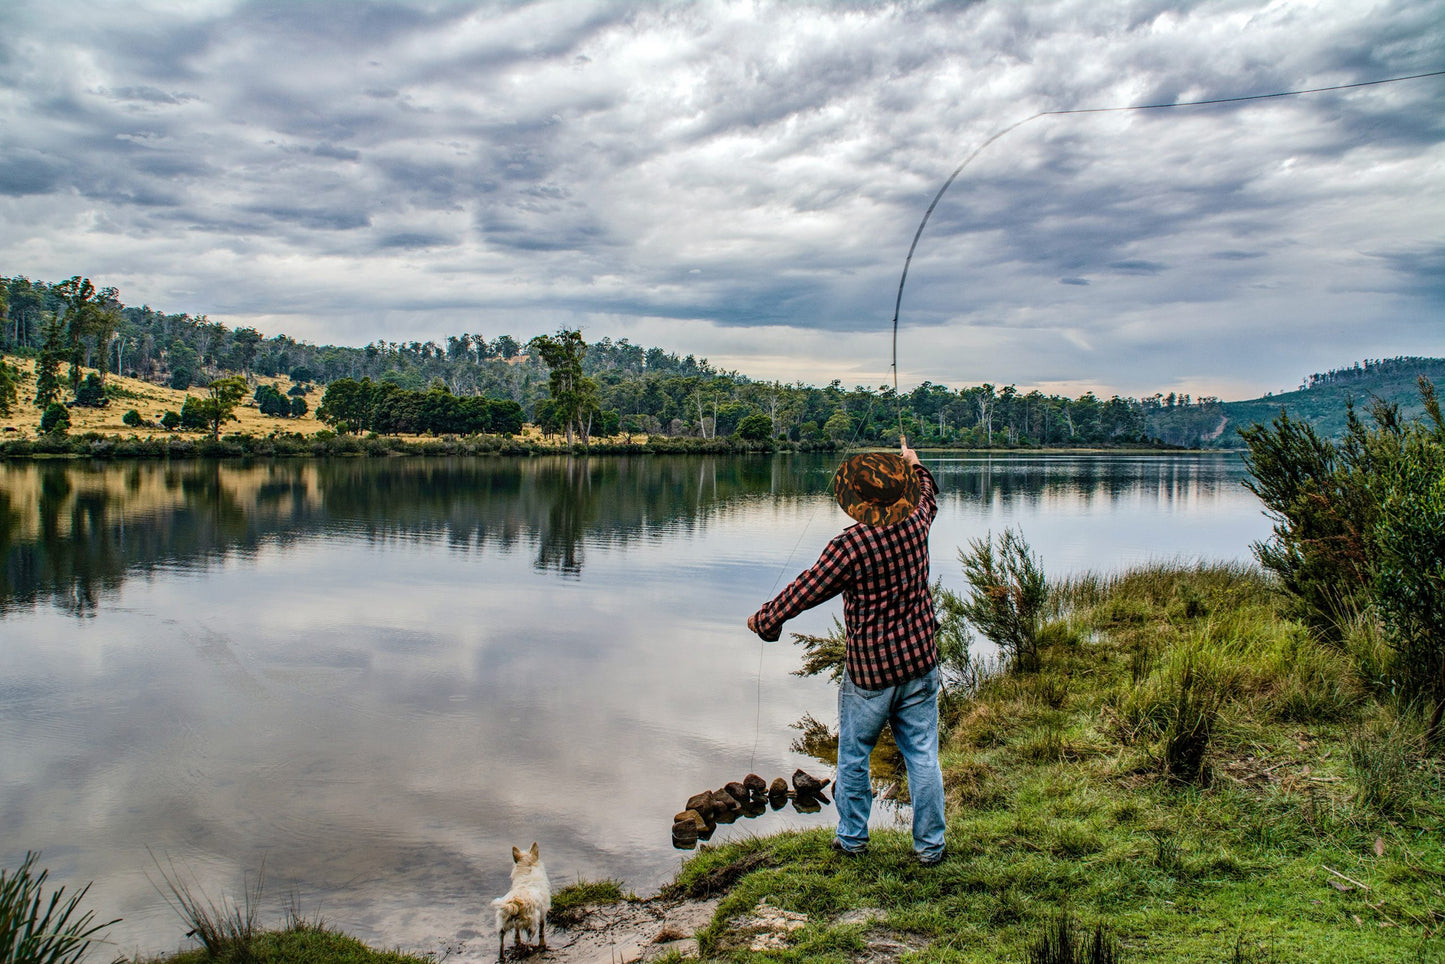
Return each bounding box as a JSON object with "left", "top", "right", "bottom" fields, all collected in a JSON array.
[{"left": 492, "top": 842, "right": 551, "bottom": 961}]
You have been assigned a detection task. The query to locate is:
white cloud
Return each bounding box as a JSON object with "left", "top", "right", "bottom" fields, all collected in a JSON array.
[{"left": 1, "top": 0, "right": 1441, "bottom": 398}]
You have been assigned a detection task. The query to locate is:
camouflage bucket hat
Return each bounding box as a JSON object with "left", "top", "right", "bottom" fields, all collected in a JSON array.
[{"left": 832, "top": 452, "right": 921, "bottom": 527}]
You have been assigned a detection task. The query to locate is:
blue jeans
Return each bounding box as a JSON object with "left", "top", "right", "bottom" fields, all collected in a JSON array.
[{"left": 835, "top": 667, "right": 946, "bottom": 859}]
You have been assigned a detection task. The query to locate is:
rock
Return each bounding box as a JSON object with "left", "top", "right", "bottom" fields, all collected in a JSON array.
[
  {"left": 743, "top": 773, "right": 768, "bottom": 797},
  {"left": 686, "top": 792, "right": 716, "bottom": 819},
  {"left": 711, "top": 789, "right": 741, "bottom": 813},
  {"left": 792, "top": 794, "right": 822, "bottom": 814},
  {"left": 671, "top": 821, "right": 699, "bottom": 846},
  {"left": 768, "top": 777, "right": 790, "bottom": 800},
  {"left": 723, "top": 781, "right": 749, "bottom": 803},
  {"left": 740, "top": 798, "right": 766, "bottom": 818},
  {"left": 792, "top": 768, "right": 831, "bottom": 797},
  {"left": 673, "top": 809, "right": 709, "bottom": 831}
]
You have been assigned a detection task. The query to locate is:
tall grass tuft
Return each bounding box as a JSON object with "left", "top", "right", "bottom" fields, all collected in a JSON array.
[
  {"left": 1347, "top": 716, "right": 1423, "bottom": 817},
  {"left": 1122, "top": 644, "right": 1227, "bottom": 785},
  {"left": 0, "top": 852, "right": 118, "bottom": 964},
  {"left": 148, "top": 851, "right": 265, "bottom": 961},
  {"left": 1026, "top": 911, "right": 1119, "bottom": 964}
]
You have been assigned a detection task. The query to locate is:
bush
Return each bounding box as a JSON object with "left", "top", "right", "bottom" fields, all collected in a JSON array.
[
  {"left": 1243, "top": 378, "right": 1445, "bottom": 740},
  {"left": 958, "top": 528, "right": 1047, "bottom": 672},
  {"left": 1, "top": 852, "right": 118, "bottom": 964},
  {"left": 122, "top": 408, "right": 144, "bottom": 427},
  {"left": 39, "top": 401, "right": 70, "bottom": 435},
  {"left": 73, "top": 372, "right": 106, "bottom": 407},
  {"left": 160, "top": 409, "right": 182, "bottom": 431},
  {"left": 169, "top": 367, "right": 191, "bottom": 390}
]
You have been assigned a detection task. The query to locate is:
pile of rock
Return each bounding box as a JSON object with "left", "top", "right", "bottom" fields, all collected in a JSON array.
[{"left": 672, "top": 769, "right": 831, "bottom": 848}]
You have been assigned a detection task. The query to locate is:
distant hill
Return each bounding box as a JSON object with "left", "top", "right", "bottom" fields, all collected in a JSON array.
[{"left": 1213, "top": 357, "right": 1445, "bottom": 446}]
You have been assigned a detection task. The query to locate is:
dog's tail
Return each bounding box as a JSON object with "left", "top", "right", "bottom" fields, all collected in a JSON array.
[{"left": 492, "top": 895, "right": 528, "bottom": 920}]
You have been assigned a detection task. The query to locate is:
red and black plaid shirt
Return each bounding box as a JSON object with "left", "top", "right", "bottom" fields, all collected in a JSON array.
[{"left": 752, "top": 464, "right": 939, "bottom": 690}]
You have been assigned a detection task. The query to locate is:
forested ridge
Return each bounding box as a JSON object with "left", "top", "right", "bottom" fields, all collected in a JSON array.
[{"left": 2, "top": 273, "right": 1437, "bottom": 448}]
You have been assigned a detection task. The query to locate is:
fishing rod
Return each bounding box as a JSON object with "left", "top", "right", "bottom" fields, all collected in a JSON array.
[{"left": 887, "top": 68, "right": 1445, "bottom": 427}]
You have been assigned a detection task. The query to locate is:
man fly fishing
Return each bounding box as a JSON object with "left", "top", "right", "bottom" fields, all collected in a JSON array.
[{"left": 747, "top": 438, "right": 945, "bottom": 865}]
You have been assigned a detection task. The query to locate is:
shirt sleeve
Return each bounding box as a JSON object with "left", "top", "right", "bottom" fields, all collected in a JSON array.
[{"left": 750, "top": 535, "right": 855, "bottom": 641}]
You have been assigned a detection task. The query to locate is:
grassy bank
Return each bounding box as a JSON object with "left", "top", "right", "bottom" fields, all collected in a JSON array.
[
  {"left": 665, "top": 563, "right": 1443, "bottom": 962},
  {"left": 20, "top": 564, "right": 1443, "bottom": 963}
]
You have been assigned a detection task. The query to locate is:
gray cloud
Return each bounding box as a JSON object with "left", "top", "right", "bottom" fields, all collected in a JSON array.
[{"left": 0, "top": 0, "right": 1441, "bottom": 397}]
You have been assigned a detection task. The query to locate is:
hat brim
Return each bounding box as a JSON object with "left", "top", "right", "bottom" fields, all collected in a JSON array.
[{"left": 833, "top": 453, "right": 922, "bottom": 527}]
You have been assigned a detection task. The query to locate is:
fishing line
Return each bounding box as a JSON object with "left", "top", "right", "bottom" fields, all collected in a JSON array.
[{"left": 888, "top": 68, "right": 1445, "bottom": 398}]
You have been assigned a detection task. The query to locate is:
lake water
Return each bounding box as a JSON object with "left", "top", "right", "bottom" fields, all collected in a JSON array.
[{"left": 0, "top": 452, "right": 1269, "bottom": 958}]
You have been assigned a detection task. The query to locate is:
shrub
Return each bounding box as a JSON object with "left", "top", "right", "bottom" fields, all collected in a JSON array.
[
  {"left": 122, "top": 408, "right": 144, "bottom": 427},
  {"left": 1, "top": 851, "right": 118, "bottom": 964},
  {"left": 73, "top": 372, "right": 106, "bottom": 407},
  {"left": 1243, "top": 378, "right": 1445, "bottom": 740},
  {"left": 959, "top": 528, "right": 1047, "bottom": 672},
  {"left": 39, "top": 401, "right": 70, "bottom": 435},
  {"left": 160, "top": 409, "right": 182, "bottom": 431},
  {"left": 169, "top": 367, "right": 191, "bottom": 390}
]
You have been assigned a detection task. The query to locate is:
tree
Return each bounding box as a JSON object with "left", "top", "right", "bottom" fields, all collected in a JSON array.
[
  {"left": 316, "top": 377, "right": 374, "bottom": 433},
  {"left": 736, "top": 411, "right": 772, "bottom": 442},
  {"left": 529, "top": 329, "right": 600, "bottom": 445},
  {"left": 40, "top": 401, "right": 70, "bottom": 435},
  {"left": 34, "top": 316, "right": 65, "bottom": 407},
  {"left": 231, "top": 327, "right": 263, "bottom": 379},
  {"left": 824, "top": 409, "right": 853, "bottom": 443},
  {"left": 122, "top": 409, "right": 144, "bottom": 428},
  {"left": 184, "top": 376, "right": 248, "bottom": 438},
  {"left": 73, "top": 373, "right": 106, "bottom": 408},
  {"left": 160, "top": 409, "right": 181, "bottom": 431},
  {"left": 0, "top": 360, "right": 18, "bottom": 417}
]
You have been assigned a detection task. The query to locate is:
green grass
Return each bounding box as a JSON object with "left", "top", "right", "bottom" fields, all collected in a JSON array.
[
  {"left": 154, "top": 922, "right": 428, "bottom": 964},
  {"left": 661, "top": 563, "right": 1445, "bottom": 962}
]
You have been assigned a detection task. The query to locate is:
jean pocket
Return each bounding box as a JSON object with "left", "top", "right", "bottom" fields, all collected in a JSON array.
[{"left": 844, "top": 676, "right": 887, "bottom": 701}]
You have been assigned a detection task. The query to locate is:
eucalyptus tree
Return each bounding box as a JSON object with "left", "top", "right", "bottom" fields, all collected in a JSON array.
[{"left": 529, "top": 328, "right": 600, "bottom": 445}]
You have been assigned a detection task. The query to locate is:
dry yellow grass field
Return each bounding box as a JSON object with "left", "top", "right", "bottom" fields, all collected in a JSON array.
[{"left": 1, "top": 354, "right": 328, "bottom": 439}]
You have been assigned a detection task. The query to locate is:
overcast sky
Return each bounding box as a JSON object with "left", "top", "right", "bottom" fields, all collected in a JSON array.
[{"left": 2, "top": 1, "right": 1441, "bottom": 399}]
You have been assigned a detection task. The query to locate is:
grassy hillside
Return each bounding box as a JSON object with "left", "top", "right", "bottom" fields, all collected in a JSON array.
[{"left": 1216, "top": 356, "right": 1445, "bottom": 445}]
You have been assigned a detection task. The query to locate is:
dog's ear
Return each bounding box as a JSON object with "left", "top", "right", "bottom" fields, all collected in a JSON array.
[
  {"left": 512, "top": 846, "right": 522, "bottom": 862},
  {"left": 528, "top": 842, "right": 539, "bottom": 859}
]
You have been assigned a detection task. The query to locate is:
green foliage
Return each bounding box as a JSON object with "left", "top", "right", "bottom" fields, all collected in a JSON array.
[
  {"left": 735, "top": 411, "right": 772, "bottom": 441},
  {"left": 169, "top": 367, "right": 192, "bottom": 390},
  {"left": 1, "top": 851, "right": 118, "bottom": 964},
  {"left": 1242, "top": 378, "right": 1445, "bottom": 739},
  {"left": 39, "top": 401, "right": 70, "bottom": 435},
  {"left": 0, "top": 359, "right": 17, "bottom": 416},
  {"left": 254, "top": 383, "right": 294, "bottom": 417},
  {"left": 160, "top": 409, "right": 182, "bottom": 431},
  {"left": 122, "top": 408, "right": 144, "bottom": 427},
  {"left": 529, "top": 328, "right": 600, "bottom": 444},
  {"left": 34, "top": 317, "right": 65, "bottom": 407},
  {"left": 959, "top": 527, "right": 1047, "bottom": 672},
  {"left": 73, "top": 372, "right": 106, "bottom": 407}
]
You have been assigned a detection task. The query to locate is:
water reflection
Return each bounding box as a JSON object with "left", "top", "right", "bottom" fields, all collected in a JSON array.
[
  {"left": 0, "top": 457, "right": 843, "bottom": 613},
  {"left": 0, "top": 454, "right": 1251, "bottom": 616}
]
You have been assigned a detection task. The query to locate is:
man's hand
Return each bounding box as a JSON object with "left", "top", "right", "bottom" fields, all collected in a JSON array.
[
  {"left": 900, "top": 435, "right": 920, "bottom": 467},
  {"left": 747, "top": 613, "right": 759, "bottom": 634}
]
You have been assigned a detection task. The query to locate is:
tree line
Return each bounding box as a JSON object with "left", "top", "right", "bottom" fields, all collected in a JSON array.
[{"left": 0, "top": 271, "right": 1356, "bottom": 449}]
